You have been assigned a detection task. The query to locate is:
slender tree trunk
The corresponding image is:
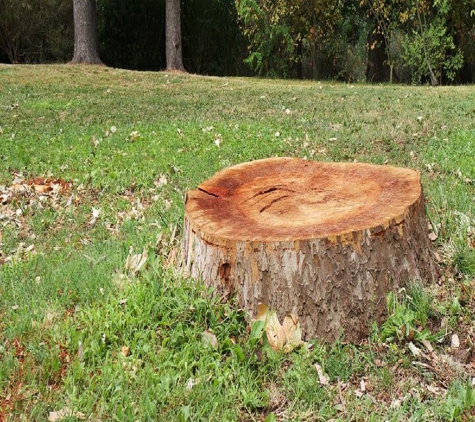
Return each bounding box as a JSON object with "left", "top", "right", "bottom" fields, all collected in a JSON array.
[
  {"left": 166, "top": 0, "right": 185, "bottom": 71},
  {"left": 71, "top": 0, "right": 102, "bottom": 65},
  {"left": 416, "top": 4, "right": 438, "bottom": 86}
]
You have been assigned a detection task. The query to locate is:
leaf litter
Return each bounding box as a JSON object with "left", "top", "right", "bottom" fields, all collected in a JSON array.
[
  {"left": 1, "top": 171, "right": 177, "bottom": 266},
  {"left": 254, "top": 303, "right": 306, "bottom": 353},
  {"left": 0, "top": 175, "right": 73, "bottom": 264}
]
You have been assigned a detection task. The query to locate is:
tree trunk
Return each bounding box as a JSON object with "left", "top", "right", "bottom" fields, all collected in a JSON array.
[
  {"left": 71, "top": 0, "right": 102, "bottom": 65},
  {"left": 366, "top": 29, "right": 390, "bottom": 83},
  {"left": 184, "top": 158, "right": 437, "bottom": 343},
  {"left": 166, "top": 0, "right": 185, "bottom": 71}
]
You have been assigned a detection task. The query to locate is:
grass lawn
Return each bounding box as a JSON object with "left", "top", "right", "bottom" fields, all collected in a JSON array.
[{"left": 1, "top": 64, "right": 475, "bottom": 421}]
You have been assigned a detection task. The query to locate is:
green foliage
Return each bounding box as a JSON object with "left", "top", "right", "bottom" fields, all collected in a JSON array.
[
  {"left": 0, "top": 0, "right": 73, "bottom": 63},
  {"left": 435, "top": 380, "right": 475, "bottom": 421},
  {"left": 381, "top": 284, "right": 442, "bottom": 343},
  {"left": 402, "top": 16, "right": 463, "bottom": 84},
  {"left": 235, "top": 0, "right": 298, "bottom": 77},
  {"left": 453, "top": 248, "right": 475, "bottom": 275},
  {"left": 363, "top": 0, "right": 468, "bottom": 84},
  {"left": 235, "top": 0, "right": 351, "bottom": 79}
]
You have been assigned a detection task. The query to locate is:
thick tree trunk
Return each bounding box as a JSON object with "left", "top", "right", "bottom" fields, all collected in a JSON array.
[
  {"left": 184, "top": 158, "right": 437, "bottom": 343},
  {"left": 71, "top": 0, "right": 102, "bottom": 65},
  {"left": 166, "top": 0, "right": 185, "bottom": 71}
]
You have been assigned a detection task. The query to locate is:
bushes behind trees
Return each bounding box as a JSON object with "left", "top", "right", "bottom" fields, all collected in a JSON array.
[{"left": 0, "top": 0, "right": 474, "bottom": 83}]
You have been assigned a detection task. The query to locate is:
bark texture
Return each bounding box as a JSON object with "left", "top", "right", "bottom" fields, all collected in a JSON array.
[
  {"left": 166, "top": 0, "right": 185, "bottom": 71},
  {"left": 184, "top": 158, "right": 437, "bottom": 343},
  {"left": 71, "top": 0, "right": 102, "bottom": 65}
]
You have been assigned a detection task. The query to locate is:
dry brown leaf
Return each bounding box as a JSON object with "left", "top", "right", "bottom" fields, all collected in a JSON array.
[
  {"left": 408, "top": 342, "right": 422, "bottom": 357},
  {"left": 202, "top": 330, "right": 218, "bottom": 348},
  {"left": 48, "top": 407, "right": 86, "bottom": 421},
  {"left": 256, "top": 303, "right": 269, "bottom": 320},
  {"left": 314, "top": 363, "right": 329, "bottom": 385},
  {"left": 421, "top": 338, "right": 434, "bottom": 353},
  {"left": 265, "top": 311, "right": 286, "bottom": 351},
  {"left": 256, "top": 303, "right": 305, "bottom": 352},
  {"left": 125, "top": 247, "right": 148, "bottom": 274},
  {"left": 451, "top": 334, "right": 460, "bottom": 349},
  {"left": 282, "top": 314, "right": 304, "bottom": 353}
]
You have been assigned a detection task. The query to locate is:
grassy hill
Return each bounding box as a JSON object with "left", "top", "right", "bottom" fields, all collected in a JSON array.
[{"left": 1, "top": 65, "right": 474, "bottom": 421}]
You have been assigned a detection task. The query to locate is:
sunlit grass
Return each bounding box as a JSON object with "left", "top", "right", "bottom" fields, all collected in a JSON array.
[{"left": 1, "top": 64, "right": 474, "bottom": 421}]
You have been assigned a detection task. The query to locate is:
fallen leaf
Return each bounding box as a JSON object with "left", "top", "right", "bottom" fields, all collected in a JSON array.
[
  {"left": 451, "top": 334, "right": 460, "bottom": 349},
  {"left": 78, "top": 341, "right": 84, "bottom": 362},
  {"left": 121, "top": 346, "right": 131, "bottom": 357},
  {"left": 427, "top": 384, "right": 444, "bottom": 395},
  {"left": 282, "top": 314, "right": 304, "bottom": 353},
  {"left": 428, "top": 232, "right": 438, "bottom": 241},
  {"left": 125, "top": 247, "right": 148, "bottom": 274},
  {"left": 48, "top": 407, "right": 86, "bottom": 422},
  {"left": 255, "top": 303, "right": 305, "bottom": 352},
  {"left": 408, "top": 342, "right": 421, "bottom": 357},
  {"left": 186, "top": 377, "right": 200, "bottom": 390},
  {"left": 256, "top": 304, "right": 285, "bottom": 351},
  {"left": 154, "top": 174, "right": 168, "bottom": 187},
  {"left": 390, "top": 399, "right": 401, "bottom": 409},
  {"left": 202, "top": 330, "right": 218, "bottom": 348},
  {"left": 89, "top": 207, "right": 101, "bottom": 227},
  {"left": 421, "top": 339, "right": 434, "bottom": 353},
  {"left": 314, "top": 363, "right": 329, "bottom": 385},
  {"left": 127, "top": 130, "right": 140, "bottom": 142}
]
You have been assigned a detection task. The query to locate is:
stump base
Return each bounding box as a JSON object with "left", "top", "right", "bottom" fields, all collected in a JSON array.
[{"left": 184, "top": 158, "right": 437, "bottom": 343}]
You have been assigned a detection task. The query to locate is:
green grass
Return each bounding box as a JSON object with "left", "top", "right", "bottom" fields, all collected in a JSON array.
[{"left": 1, "top": 64, "right": 475, "bottom": 421}]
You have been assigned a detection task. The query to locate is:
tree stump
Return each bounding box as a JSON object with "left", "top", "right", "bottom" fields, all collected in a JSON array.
[{"left": 184, "top": 157, "right": 437, "bottom": 343}]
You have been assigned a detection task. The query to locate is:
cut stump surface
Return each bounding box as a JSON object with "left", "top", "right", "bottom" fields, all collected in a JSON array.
[{"left": 184, "top": 157, "right": 437, "bottom": 343}]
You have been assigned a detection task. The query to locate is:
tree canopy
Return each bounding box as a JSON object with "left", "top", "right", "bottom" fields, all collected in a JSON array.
[{"left": 0, "top": 0, "right": 474, "bottom": 83}]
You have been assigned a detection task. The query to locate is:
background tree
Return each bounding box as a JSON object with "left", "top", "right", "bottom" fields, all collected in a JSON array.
[
  {"left": 71, "top": 0, "right": 102, "bottom": 64},
  {"left": 0, "top": 0, "right": 72, "bottom": 64},
  {"left": 0, "top": 0, "right": 473, "bottom": 83},
  {"left": 166, "top": 0, "right": 185, "bottom": 71},
  {"left": 182, "top": 0, "right": 247, "bottom": 75},
  {"left": 451, "top": 1, "right": 475, "bottom": 82},
  {"left": 235, "top": 0, "right": 344, "bottom": 78},
  {"left": 96, "top": 0, "right": 165, "bottom": 70},
  {"left": 361, "top": 0, "right": 404, "bottom": 83},
  {"left": 235, "top": 0, "right": 299, "bottom": 77},
  {"left": 401, "top": 0, "right": 463, "bottom": 85}
]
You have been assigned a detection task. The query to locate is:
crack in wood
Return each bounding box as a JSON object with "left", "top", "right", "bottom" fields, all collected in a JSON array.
[
  {"left": 198, "top": 187, "right": 219, "bottom": 198},
  {"left": 259, "top": 195, "right": 290, "bottom": 213},
  {"left": 243, "top": 185, "right": 296, "bottom": 205}
]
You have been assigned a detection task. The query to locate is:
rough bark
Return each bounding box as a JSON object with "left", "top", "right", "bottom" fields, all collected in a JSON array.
[
  {"left": 184, "top": 158, "right": 437, "bottom": 343},
  {"left": 165, "top": 0, "right": 185, "bottom": 71},
  {"left": 71, "top": 0, "right": 102, "bottom": 65}
]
